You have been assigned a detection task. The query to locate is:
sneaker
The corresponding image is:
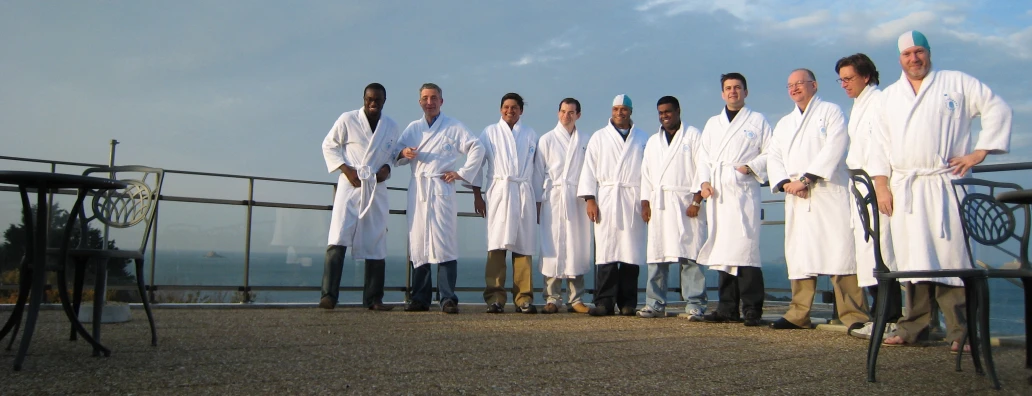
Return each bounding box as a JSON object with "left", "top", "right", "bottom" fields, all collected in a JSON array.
[
  {"left": 568, "top": 302, "right": 590, "bottom": 314},
  {"left": 636, "top": 307, "right": 665, "bottom": 318},
  {"left": 442, "top": 300, "right": 459, "bottom": 314},
  {"left": 685, "top": 303, "right": 707, "bottom": 316},
  {"left": 542, "top": 303, "right": 559, "bottom": 314},
  {"left": 516, "top": 302, "right": 538, "bottom": 314},
  {"left": 849, "top": 322, "right": 897, "bottom": 340},
  {"left": 486, "top": 303, "right": 504, "bottom": 314}
]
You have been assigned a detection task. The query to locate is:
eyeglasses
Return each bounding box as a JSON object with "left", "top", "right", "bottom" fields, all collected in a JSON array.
[
  {"left": 836, "top": 76, "right": 857, "bottom": 84},
  {"left": 786, "top": 80, "right": 814, "bottom": 89}
]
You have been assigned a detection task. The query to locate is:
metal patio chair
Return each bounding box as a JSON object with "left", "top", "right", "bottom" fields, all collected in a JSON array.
[{"left": 848, "top": 169, "right": 993, "bottom": 387}]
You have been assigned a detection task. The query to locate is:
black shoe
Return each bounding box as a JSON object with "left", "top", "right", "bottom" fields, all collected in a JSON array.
[
  {"left": 368, "top": 303, "right": 394, "bottom": 311},
  {"left": 404, "top": 302, "right": 430, "bottom": 312},
  {"left": 769, "top": 318, "right": 806, "bottom": 330},
  {"left": 319, "top": 296, "right": 336, "bottom": 310},
  {"left": 442, "top": 300, "right": 459, "bottom": 314},
  {"left": 486, "top": 303, "right": 504, "bottom": 313},
  {"left": 516, "top": 302, "right": 537, "bottom": 314},
  {"left": 619, "top": 306, "right": 636, "bottom": 316},
  {"left": 588, "top": 305, "right": 613, "bottom": 317},
  {"left": 743, "top": 310, "right": 763, "bottom": 327},
  {"left": 701, "top": 311, "right": 739, "bottom": 323}
]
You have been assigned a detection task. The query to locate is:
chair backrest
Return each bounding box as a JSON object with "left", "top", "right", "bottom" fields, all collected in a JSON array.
[
  {"left": 848, "top": 169, "right": 891, "bottom": 274},
  {"left": 951, "top": 178, "right": 1030, "bottom": 270},
  {"left": 80, "top": 166, "right": 165, "bottom": 254}
]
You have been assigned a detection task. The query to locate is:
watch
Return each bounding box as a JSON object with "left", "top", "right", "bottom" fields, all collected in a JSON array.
[
  {"left": 691, "top": 201, "right": 701, "bottom": 207},
  {"left": 798, "top": 176, "right": 811, "bottom": 188}
]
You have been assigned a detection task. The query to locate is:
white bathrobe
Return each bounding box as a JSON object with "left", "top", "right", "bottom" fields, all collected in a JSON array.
[
  {"left": 577, "top": 121, "right": 649, "bottom": 266},
  {"left": 538, "top": 123, "right": 592, "bottom": 278},
  {"left": 396, "top": 114, "right": 486, "bottom": 268},
  {"left": 845, "top": 85, "right": 897, "bottom": 287},
  {"left": 695, "top": 107, "right": 772, "bottom": 274},
  {"left": 321, "top": 109, "right": 401, "bottom": 259},
  {"left": 768, "top": 96, "right": 856, "bottom": 279},
  {"left": 641, "top": 124, "right": 706, "bottom": 264},
  {"left": 468, "top": 118, "right": 543, "bottom": 255},
  {"left": 867, "top": 70, "right": 1012, "bottom": 286}
]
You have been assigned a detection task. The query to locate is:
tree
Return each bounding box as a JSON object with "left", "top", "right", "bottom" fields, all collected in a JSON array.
[{"left": 0, "top": 202, "right": 132, "bottom": 278}]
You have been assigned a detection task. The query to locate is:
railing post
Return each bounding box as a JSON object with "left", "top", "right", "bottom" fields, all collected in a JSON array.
[
  {"left": 243, "top": 178, "right": 254, "bottom": 303},
  {"left": 148, "top": 198, "right": 159, "bottom": 303}
]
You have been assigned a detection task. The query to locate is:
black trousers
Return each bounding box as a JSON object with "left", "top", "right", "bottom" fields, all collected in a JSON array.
[
  {"left": 593, "top": 262, "right": 640, "bottom": 310},
  {"left": 321, "top": 245, "right": 387, "bottom": 307},
  {"left": 716, "top": 267, "right": 765, "bottom": 318},
  {"left": 868, "top": 280, "right": 903, "bottom": 323}
]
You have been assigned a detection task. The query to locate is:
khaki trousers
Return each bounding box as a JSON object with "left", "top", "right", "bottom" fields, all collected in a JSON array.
[
  {"left": 543, "top": 275, "right": 585, "bottom": 306},
  {"left": 783, "top": 275, "right": 870, "bottom": 328},
  {"left": 895, "top": 282, "right": 966, "bottom": 343},
  {"left": 484, "top": 249, "right": 534, "bottom": 306}
]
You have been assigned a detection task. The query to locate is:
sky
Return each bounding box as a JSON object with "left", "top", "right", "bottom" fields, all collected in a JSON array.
[{"left": 1, "top": 1, "right": 1030, "bottom": 257}]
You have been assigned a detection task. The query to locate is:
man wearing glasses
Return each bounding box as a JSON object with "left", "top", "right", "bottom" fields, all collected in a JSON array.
[
  {"left": 869, "top": 31, "right": 1012, "bottom": 351},
  {"left": 834, "top": 53, "right": 903, "bottom": 340},
  {"left": 767, "top": 69, "right": 869, "bottom": 330}
]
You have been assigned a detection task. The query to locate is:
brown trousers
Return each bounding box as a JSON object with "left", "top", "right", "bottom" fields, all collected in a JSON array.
[
  {"left": 895, "top": 282, "right": 966, "bottom": 343},
  {"left": 784, "top": 275, "right": 870, "bottom": 328},
  {"left": 484, "top": 249, "right": 534, "bottom": 306}
]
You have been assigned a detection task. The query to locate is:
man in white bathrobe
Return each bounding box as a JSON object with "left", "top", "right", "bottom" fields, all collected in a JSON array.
[
  {"left": 637, "top": 96, "right": 708, "bottom": 318},
  {"left": 870, "top": 31, "right": 1012, "bottom": 350},
  {"left": 537, "top": 98, "right": 592, "bottom": 314},
  {"left": 319, "top": 83, "right": 400, "bottom": 311},
  {"left": 834, "top": 53, "right": 903, "bottom": 339},
  {"left": 395, "top": 83, "right": 486, "bottom": 314},
  {"left": 470, "top": 93, "right": 543, "bottom": 314},
  {"left": 767, "top": 69, "right": 870, "bottom": 330},
  {"left": 578, "top": 94, "right": 649, "bottom": 317},
  {"left": 697, "top": 73, "right": 771, "bottom": 327}
]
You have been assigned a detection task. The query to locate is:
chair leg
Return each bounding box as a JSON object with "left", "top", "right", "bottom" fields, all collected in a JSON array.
[
  {"left": 867, "top": 280, "right": 891, "bottom": 383},
  {"left": 55, "top": 261, "right": 110, "bottom": 357},
  {"left": 135, "top": 259, "right": 157, "bottom": 346},
  {"left": 91, "top": 259, "right": 108, "bottom": 357},
  {"left": 975, "top": 278, "right": 1000, "bottom": 389},
  {"left": 961, "top": 278, "right": 984, "bottom": 376},
  {"left": 1023, "top": 277, "right": 1032, "bottom": 369},
  {"left": 2, "top": 262, "right": 32, "bottom": 351},
  {"left": 70, "top": 258, "right": 87, "bottom": 341}
]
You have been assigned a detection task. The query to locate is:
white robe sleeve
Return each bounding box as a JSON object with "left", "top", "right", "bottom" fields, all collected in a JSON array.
[
  {"left": 464, "top": 130, "right": 491, "bottom": 189},
  {"left": 577, "top": 137, "right": 599, "bottom": 198},
  {"left": 767, "top": 133, "right": 788, "bottom": 194},
  {"left": 805, "top": 108, "right": 849, "bottom": 182},
  {"left": 533, "top": 138, "right": 545, "bottom": 203},
  {"left": 695, "top": 137, "right": 711, "bottom": 187},
  {"left": 640, "top": 140, "right": 654, "bottom": 202},
  {"left": 322, "top": 117, "right": 349, "bottom": 173},
  {"left": 455, "top": 126, "right": 486, "bottom": 183},
  {"left": 964, "top": 73, "right": 1013, "bottom": 154},
  {"left": 866, "top": 106, "right": 891, "bottom": 178},
  {"left": 745, "top": 119, "right": 773, "bottom": 183}
]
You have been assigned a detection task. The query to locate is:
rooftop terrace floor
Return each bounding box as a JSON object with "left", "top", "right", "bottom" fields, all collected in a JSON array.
[{"left": 1, "top": 303, "right": 1029, "bottom": 395}]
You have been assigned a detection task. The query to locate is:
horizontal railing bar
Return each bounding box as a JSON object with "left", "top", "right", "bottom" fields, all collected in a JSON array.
[
  {"left": 973, "top": 161, "right": 1032, "bottom": 173},
  {"left": 0, "top": 284, "right": 796, "bottom": 294},
  {"left": 0, "top": 155, "right": 104, "bottom": 168}
]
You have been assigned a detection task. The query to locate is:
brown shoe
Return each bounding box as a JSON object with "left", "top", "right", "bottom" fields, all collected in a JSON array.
[
  {"left": 319, "top": 296, "right": 336, "bottom": 309},
  {"left": 369, "top": 303, "right": 394, "bottom": 311},
  {"left": 568, "top": 302, "right": 589, "bottom": 314},
  {"left": 542, "top": 303, "right": 559, "bottom": 314}
]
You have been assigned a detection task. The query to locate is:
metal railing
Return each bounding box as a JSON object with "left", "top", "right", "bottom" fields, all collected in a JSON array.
[{"left": 2, "top": 154, "right": 1030, "bottom": 304}]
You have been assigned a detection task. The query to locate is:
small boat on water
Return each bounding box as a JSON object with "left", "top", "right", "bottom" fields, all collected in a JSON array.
[{"left": 203, "top": 250, "right": 224, "bottom": 258}]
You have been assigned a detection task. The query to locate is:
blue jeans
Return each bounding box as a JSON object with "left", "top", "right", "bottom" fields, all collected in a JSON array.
[
  {"left": 645, "top": 259, "right": 708, "bottom": 311},
  {"left": 410, "top": 260, "right": 458, "bottom": 306}
]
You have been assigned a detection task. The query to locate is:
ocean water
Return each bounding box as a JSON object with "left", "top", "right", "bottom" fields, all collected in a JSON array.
[{"left": 142, "top": 249, "right": 1026, "bottom": 335}]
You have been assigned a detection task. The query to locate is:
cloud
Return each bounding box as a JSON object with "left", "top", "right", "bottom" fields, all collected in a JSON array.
[
  {"left": 509, "top": 31, "right": 583, "bottom": 67},
  {"left": 781, "top": 10, "right": 832, "bottom": 30},
  {"left": 1012, "top": 99, "right": 1032, "bottom": 114},
  {"left": 947, "top": 25, "right": 1032, "bottom": 59},
  {"left": 865, "top": 11, "right": 938, "bottom": 43}
]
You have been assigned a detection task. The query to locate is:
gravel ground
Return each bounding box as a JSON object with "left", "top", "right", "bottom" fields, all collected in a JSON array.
[{"left": 0, "top": 304, "right": 1028, "bottom": 395}]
